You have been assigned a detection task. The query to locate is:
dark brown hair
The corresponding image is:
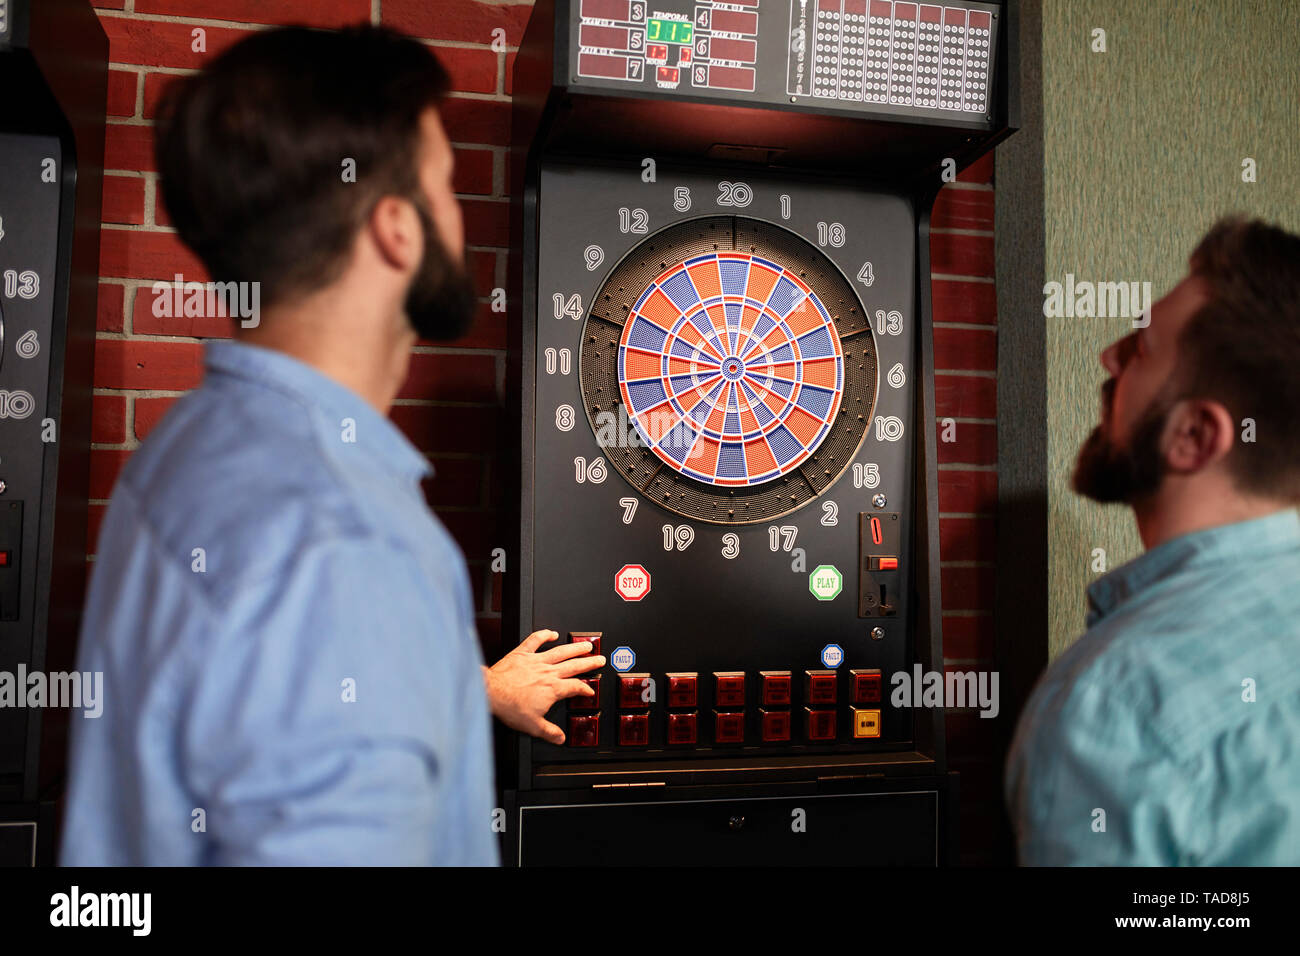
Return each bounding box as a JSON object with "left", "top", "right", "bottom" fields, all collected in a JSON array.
[
  {"left": 1179, "top": 216, "right": 1300, "bottom": 501},
  {"left": 155, "top": 25, "right": 450, "bottom": 308}
]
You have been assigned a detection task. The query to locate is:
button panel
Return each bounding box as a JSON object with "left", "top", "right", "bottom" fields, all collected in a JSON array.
[
  {"left": 568, "top": 712, "right": 601, "bottom": 747},
  {"left": 760, "top": 670, "right": 792, "bottom": 706},
  {"left": 714, "top": 671, "right": 746, "bottom": 707},
  {"left": 571, "top": 674, "right": 601, "bottom": 710}
]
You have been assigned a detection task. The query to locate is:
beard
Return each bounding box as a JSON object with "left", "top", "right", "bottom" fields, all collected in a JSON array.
[
  {"left": 1071, "top": 381, "right": 1172, "bottom": 504},
  {"left": 404, "top": 201, "right": 478, "bottom": 342}
]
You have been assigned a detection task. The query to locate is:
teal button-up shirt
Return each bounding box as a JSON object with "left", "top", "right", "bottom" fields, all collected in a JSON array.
[{"left": 1006, "top": 509, "right": 1300, "bottom": 865}]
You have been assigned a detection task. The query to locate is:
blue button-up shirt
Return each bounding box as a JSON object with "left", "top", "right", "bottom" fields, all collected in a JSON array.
[
  {"left": 1006, "top": 509, "right": 1300, "bottom": 865},
  {"left": 61, "top": 341, "right": 498, "bottom": 865}
]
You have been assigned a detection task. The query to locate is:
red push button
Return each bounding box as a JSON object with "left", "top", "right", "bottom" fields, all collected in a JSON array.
[
  {"left": 714, "top": 672, "right": 745, "bottom": 707},
  {"left": 0, "top": 551, "right": 9, "bottom": 568},
  {"left": 805, "top": 708, "right": 836, "bottom": 741},
  {"left": 570, "top": 675, "right": 601, "bottom": 710},
  {"left": 619, "top": 673, "right": 650, "bottom": 708},
  {"left": 667, "top": 672, "right": 698, "bottom": 708},
  {"left": 868, "top": 556, "right": 899, "bottom": 571},
  {"left": 851, "top": 669, "right": 882, "bottom": 704},
  {"left": 805, "top": 670, "right": 837, "bottom": 705},
  {"left": 619, "top": 712, "right": 650, "bottom": 746},
  {"left": 760, "top": 709, "right": 791, "bottom": 742},
  {"left": 760, "top": 671, "right": 791, "bottom": 706},
  {"left": 569, "top": 631, "right": 602, "bottom": 657},
  {"left": 714, "top": 711, "right": 745, "bottom": 743},
  {"left": 667, "top": 711, "right": 697, "bottom": 745},
  {"left": 568, "top": 713, "right": 600, "bottom": 747}
]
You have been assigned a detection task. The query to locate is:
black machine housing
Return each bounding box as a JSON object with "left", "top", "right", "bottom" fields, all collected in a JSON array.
[
  {"left": 0, "top": 0, "right": 107, "bottom": 865},
  {"left": 504, "top": 0, "right": 1017, "bottom": 865}
]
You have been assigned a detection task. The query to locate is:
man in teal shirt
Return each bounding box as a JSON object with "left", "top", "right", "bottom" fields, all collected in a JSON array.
[{"left": 1007, "top": 218, "right": 1300, "bottom": 864}]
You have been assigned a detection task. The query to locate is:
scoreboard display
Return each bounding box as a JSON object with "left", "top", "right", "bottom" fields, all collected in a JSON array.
[{"left": 506, "top": 0, "right": 1016, "bottom": 865}]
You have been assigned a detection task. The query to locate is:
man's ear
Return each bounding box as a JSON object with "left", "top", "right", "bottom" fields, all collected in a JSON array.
[
  {"left": 1161, "top": 398, "right": 1235, "bottom": 475},
  {"left": 367, "top": 195, "right": 421, "bottom": 273}
]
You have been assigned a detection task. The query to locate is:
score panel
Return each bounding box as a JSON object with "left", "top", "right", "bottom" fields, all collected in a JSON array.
[
  {"left": 569, "top": 0, "right": 1000, "bottom": 126},
  {"left": 529, "top": 162, "right": 920, "bottom": 762}
]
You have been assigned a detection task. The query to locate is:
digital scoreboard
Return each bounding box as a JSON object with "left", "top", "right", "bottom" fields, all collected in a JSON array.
[{"left": 505, "top": 0, "right": 1016, "bottom": 865}]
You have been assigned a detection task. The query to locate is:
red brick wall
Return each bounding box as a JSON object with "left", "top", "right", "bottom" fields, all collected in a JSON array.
[{"left": 89, "top": 0, "right": 999, "bottom": 862}]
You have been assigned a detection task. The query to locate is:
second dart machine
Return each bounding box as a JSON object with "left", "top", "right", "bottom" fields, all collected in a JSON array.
[{"left": 506, "top": 0, "right": 1017, "bottom": 865}]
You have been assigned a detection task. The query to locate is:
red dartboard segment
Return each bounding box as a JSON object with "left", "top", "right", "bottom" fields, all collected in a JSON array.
[{"left": 616, "top": 252, "right": 846, "bottom": 487}]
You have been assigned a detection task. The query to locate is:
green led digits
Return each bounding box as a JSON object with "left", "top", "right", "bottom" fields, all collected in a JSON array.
[{"left": 646, "top": 18, "right": 692, "bottom": 45}]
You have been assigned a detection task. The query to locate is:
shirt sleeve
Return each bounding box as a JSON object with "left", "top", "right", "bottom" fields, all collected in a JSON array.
[
  {"left": 179, "top": 536, "right": 470, "bottom": 866},
  {"left": 1006, "top": 664, "right": 1199, "bottom": 866}
]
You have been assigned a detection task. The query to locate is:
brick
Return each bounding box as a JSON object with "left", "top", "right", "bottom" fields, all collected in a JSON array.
[
  {"left": 475, "top": 614, "right": 503, "bottom": 661},
  {"left": 439, "top": 305, "right": 506, "bottom": 351},
  {"left": 93, "top": 0, "right": 127, "bottom": 10},
  {"left": 101, "top": 17, "right": 253, "bottom": 71},
  {"left": 89, "top": 449, "right": 133, "bottom": 499},
  {"left": 936, "top": 420, "right": 996, "bottom": 466},
  {"left": 98, "top": 282, "right": 126, "bottom": 333},
  {"left": 92, "top": 394, "right": 128, "bottom": 444},
  {"left": 934, "top": 327, "right": 995, "bottom": 372},
  {"left": 134, "top": 0, "right": 371, "bottom": 28},
  {"left": 87, "top": 505, "right": 108, "bottom": 557},
  {"left": 94, "top": 339, "right": 204, "bottom": 390},
  {"left": 937, "top": 469, "right": 996, "bottom": 515},
  {"left": 939, "top": 517, "right": 996, "bottom": 563},
  {"left": 102, "top": 174, "right": 146, "bottom": 225},
  {"left": 132, "top": 284, "right": 236, "bottom": 339},
  {"left": 940, "top": 565, "right": 995, "bottom": 613},
  {"left": 100, "top": 229, "right": 207, "bottom": 282},
  {"left": 398, "top": 351, "right": 498, "bottom": 403},
  {"left": 422, "top": 457, "right": 484, "bottom": 509},
  {"left": 142, "top": 72, "right": 181, "bottom": 121},
  {"left": 941, "top": 614, "right": 995, "bottom": 660},
  {"left": 453, "top": 148, "right": 496, "bottom": 196},
  {"left": 390, "top": 403, "right": 502, "bottom": 455},
  {"left": 135, "top": 396, "right": 180, "bottom": 440},
  {"left": 106, "top": 70, "right": 139, "bottom": 117},
  {"left": 105, "top": 123, "right": 156, "bottom": 172},
  {"left": 435, "top": 45, "right": 500, "bottom": 95},
  {"left": 468, "top": 250, "right": 499, "bottom": 296},
  {"left": 931, "top": 279, "right": 996, "bottom": 325},
  {"left": 461, "top": 198, "right": 510, "bottom": 247},
  {"left": 384, "top": 0, "right": 533, "bottom": 46},
  {"left": 934, "top": 373, "right": 995, "bottom": 420},
  {"left": 505, "top": 50, "right": 518, "bottom": 95},
  {"left": 437, "top": 508, "right": 502, "bottom": 561},
  {"left": 930, "top": 233, "right": 993, "bottom": 278},
  {"left": 932, "top": 187, "right": 994, "bottom": 231},
  {"left": 440, "top": 97, "right": 511, "bottom": 146}
]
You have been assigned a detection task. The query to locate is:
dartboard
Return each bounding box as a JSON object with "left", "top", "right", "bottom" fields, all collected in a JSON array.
[{"left": 581, "top": 216, "right": 878, "bottom": 524}]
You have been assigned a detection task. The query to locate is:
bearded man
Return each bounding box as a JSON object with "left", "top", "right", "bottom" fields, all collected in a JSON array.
[
  {"left": 1006, "top": 217, "right": 1300, "bottom": 865},
  {"left": 60, "top": 26, "right": 600, "bottom": 866}
]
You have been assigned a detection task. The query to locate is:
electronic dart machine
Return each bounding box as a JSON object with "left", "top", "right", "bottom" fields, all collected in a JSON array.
[
  {"left": 0, "top": 0, "right": 106, "bottom": 865},
  {"left": 506, "top": 0, "right": 1016, "bottom": 865}
]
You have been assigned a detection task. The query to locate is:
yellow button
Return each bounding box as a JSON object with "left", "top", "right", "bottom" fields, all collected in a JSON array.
[{"left": 853, "top": 708, "right": 881, "bottom": 739}]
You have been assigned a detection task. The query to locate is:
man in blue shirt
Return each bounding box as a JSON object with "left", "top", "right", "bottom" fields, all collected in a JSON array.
[
  {"left": 60, "top": 27, "right": 600, "bottom": 865},
  {"left": 1007, "top": 218, "right": 1300, "bottom": 864}
]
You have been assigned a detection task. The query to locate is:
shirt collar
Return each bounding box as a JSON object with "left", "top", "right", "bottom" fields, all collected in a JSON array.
[
  {"left": 203, "top": 339, "right": 432, "bottom": 484},
  {"left": 1086, "top": 508, "right": 1300, "bottom": 627}
]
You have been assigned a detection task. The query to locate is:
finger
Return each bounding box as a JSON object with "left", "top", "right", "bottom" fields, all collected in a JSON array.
[
  {"left": 538, "top": 640, "right": 596, "bottom": 664},
  {"left": 556, "top": 677, "right": 599, "bottom": 700},
  {"left": 555, "top": 655, "right": 606, "bottom": 678},
  {"left": 536, "top": 718, "right": 565, "bottom": 745},
  {"left": 520, "top": 629, "right": 560, "bottom": 652}
]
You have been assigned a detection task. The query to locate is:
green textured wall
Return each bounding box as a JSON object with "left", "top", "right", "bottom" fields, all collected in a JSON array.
[{"left": 1044, "top": 0, "right": 1300, "bottom": 657}]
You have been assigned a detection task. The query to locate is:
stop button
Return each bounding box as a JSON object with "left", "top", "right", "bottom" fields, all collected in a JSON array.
[{"left": 615, "top": 564, "right": 651, "bottom": 602}]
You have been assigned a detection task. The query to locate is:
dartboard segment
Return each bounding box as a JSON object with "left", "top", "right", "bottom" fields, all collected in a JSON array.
[{"left": 617, "top": 252, "right": 846, "bottom": 487}]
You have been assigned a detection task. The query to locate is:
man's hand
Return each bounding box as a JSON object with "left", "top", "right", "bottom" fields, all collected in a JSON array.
[{"left": 483, "top": 630, "right": 605, "bottom": 745}]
